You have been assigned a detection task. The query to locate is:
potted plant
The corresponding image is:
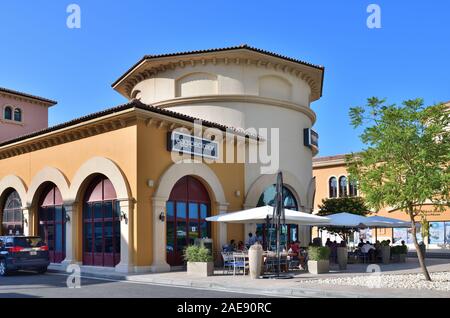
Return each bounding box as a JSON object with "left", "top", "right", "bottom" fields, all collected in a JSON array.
[
  {"left": 307, "top": 246, "right": 330, "bottom": 274},
  {"left": 337, "top": 245, "right": 348, "bottom": 270},
  {"left": 391, "top": 245, "right": 408, "bottom": 263},
  {"left": 184, "top": 245, "right": 214, "bottom": 277}
]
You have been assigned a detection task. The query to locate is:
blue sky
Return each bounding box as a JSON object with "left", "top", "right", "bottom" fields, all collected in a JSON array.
[{"left": 0, "top": 1, "right": 449, "bottom": 156}]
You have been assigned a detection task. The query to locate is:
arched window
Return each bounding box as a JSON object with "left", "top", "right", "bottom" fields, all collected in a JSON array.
[
  {"left": 38, "top": 184, "right": 65, "bottom": 263},
  {"left": 14, "top": 108, "right": 22, "bottom": 122},
  {"left": 83, "top": 176, "right": 120, "bottom": 267},
  {"left": 257, "top": 185, "right": 299, "bottom": 249},
  {"left": 329, "top": 177, "right": 338, "bottom": 198},
  {"left": 349, "top": 179, "right": 358, "bottom": 197},
  {"left": 2, "top": 191, "right": 23, "bottom": 235},
  {"left": 339, "top": 176, "right": 348, "bottom": 197},
  {"left": 166, "top": 176, "right": 211, "bottom": 267},
  {"left": 257, "top": 185, "right": 298, "bottom": 210},
  {"left": 4, "top": 106, "right": 12, "bottom": 120}
]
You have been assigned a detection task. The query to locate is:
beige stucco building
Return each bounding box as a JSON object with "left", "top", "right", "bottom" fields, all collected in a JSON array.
[
  {"left": 0, "top": 45, "right": 325, "bottom": 273},
  {"left": 313, "top": 152, "right": 450, "bottom": 252},
  {"left": 0, "top": 87, "right": 56, "bottom": 143}
]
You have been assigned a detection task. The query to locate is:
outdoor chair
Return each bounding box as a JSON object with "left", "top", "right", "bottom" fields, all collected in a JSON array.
[
  {"left": 357, "top": 251, "right": 369, "bottom": 264},
  {"left": 221, "top": 252, "right": 235, "bottom": 275},
  {"left": 288, "top": 257, "right": 300, "bottom": 271},
  {"left": 264, "top": 256, "right": 277, "bottom": 273},
  {"left": 232, "top": 252, "right": 249, "bottom": 276},
  {"left": 264, "top": 255, "right": 289, "bottom": 273}
]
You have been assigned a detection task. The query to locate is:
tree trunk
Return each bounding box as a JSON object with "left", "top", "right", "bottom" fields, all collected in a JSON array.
[{"left": 408, "top": 212, "right": 432, "bottom": 281}]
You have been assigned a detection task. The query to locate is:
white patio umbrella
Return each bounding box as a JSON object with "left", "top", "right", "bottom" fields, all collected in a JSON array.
[
  {"left": 321, "top": 212, "right": 373, "bottom": 228},
  {"left": 366, "top": 215, "right": 411, "bottom": 241},
  {"left": 321, "top": 213, "right": 411, "bottom": 241},
  {"left": 319, "top": 212, "right": 388, "bottom": 242},
  {"left": 366, "top": 215, "right": 411, "bottom": 228},
  {"left": 205, "top": 205, "right": 330, "bottom": 225}
]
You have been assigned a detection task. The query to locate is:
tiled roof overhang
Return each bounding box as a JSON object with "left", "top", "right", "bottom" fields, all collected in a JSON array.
[
  {"left": 0, "top": 99, "right": 259, "bottom": 150},
  {"left": 0, "top": 86, "right": 57, "bottom": 107},
  {"left": 112, "top": 45, "right": 325, "bottom": 102}
]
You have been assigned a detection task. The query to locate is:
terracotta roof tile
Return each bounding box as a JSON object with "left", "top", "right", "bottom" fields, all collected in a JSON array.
[
  {"left": 0, "top": 86, "right": 57, "bottom": 106},
  {"left": 0, "top": 100, "right": 259, "bottom": 148},
  {"left": 313, "top": 154, "right": 348, "bottom": 163},
  {"left": 112, "top": 44, "right": 325, "bottom": 89}
]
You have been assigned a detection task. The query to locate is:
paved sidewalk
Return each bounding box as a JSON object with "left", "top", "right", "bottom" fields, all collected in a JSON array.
[{"left": 49, "top": 258, "right": 450, "bottom": 298}]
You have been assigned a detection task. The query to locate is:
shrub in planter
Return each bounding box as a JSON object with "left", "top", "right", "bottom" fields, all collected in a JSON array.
[
  {"left": 184, "top": 245, "right": 214, "bottom": 277},
  {"left": 307, "top": 246, "right": 330, "bottom": 274},
  {"left": 391, "top": 245, "right": 408, "bottom": 263}
]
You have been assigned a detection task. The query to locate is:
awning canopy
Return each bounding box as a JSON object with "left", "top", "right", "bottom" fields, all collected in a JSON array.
[
  {"left": 205, "top": 205, "right": 330, "bottom": 225},
  {"left": 366, "top": 215, "right": 411, "bottom": 228},
  {"left": 320, "top": 212, "right": 411, "bottom": 229},
  {"left": 319, "top": 212, "right": 371, "bottom": 228}
]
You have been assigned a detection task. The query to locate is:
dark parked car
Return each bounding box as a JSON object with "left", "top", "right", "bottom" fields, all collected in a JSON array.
[{"left": 0, "top": 236, "right": 50, "bottom": 276}]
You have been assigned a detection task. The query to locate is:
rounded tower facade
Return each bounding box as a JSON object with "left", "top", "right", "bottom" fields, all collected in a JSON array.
[{"left": 113, "top": 45, "right": 324, "bottom": 244}]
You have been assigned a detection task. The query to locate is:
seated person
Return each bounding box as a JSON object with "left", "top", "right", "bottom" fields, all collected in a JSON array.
[
  {"left": 361, "top": 241, "right": 376, "bottom": 259},
  {"left": 298, "top": 247, "right": 308, "bottom": 269},
  {"left": 289, "top": 240, "right": 301, "bottom": 255},
  {"left": 223, "top": 240, "right": 236, "bottom": 252},
  {"left": 236, "top": 241, "right": 246, "bottom": 251}
]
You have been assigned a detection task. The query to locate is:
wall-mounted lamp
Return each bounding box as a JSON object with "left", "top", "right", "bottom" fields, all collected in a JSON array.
[
  {"left": 120, "top": 211, "right": 128, "bottom": 224},
  {"left": 159, "top": 211, "right": 165, "bottom": 222},
  {"left": 147, "top": 179, "right": 155, "bottom": 188},
  {"left": 65, "top": 213, "right": 71, "bottom": 223},
  {"left": 235, "top": 190, "right": 241, "bottom": 197}
]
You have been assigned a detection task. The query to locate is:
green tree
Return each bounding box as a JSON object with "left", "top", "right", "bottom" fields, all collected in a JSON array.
[
  {"left": 348, "top": 97, "right": 450, "bottom": 281},
  {"left": 317, "top": 197, "right": 370, "bottom": 240}
]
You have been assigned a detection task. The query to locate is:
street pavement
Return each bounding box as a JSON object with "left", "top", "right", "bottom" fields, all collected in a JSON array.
[{"left": 0, "top": 271, "right": 273, "bottom": 298}]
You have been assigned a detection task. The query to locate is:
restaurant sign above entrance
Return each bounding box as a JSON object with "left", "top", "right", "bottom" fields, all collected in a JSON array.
[{"left": 167, "top": 131, "right": 219, "bottom": 159}]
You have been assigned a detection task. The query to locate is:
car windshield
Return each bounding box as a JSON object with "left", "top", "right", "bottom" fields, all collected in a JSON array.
[{"left": 14, "top": 237, "right": 45, "bottom": 248}]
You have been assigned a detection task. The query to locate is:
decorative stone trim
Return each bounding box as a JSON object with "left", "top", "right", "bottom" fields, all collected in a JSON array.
[
  {"left": 153, "top": 94, "right": 317, "bottom": 124},
  {"left": 114, "top": 54, "right": 323, "bottom": 101}
]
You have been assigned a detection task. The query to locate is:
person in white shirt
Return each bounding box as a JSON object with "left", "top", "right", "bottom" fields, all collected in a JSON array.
[
  {"left": 361, "top": 243, "right": 375, "bottom": 254},
  {"left": 361, "top": 241, "right": 376, "bottom": 260}
]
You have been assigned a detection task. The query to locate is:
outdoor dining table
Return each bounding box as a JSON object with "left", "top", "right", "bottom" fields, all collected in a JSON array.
[{"left": 229, "top": 250, "right": 303, "bottom": 275}]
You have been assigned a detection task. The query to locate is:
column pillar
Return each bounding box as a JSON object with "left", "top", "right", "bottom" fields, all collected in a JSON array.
[
  {"left": 22, "top": 208, "right": 30, "bottom": 236},
  {"left": 115, "top": 199, "right": 134, "bottom": 273},
  {"left": 243, "top": 204, "right": 257, "bottom": 241},
  {"left": 217, "top": 203, "right": 229, "bottom": 249},
  {"left": 150, "top": 197, "right": 171, "bottom": 273},
  {"left": 61, "top": 203, "right": 81, "bottom": 268}
]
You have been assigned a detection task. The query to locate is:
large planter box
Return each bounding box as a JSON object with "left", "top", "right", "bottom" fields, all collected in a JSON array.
[
  {"left": 381, "top": 246, "right": 390, "bottom": 264},
  {"left": 307, "top": 260, "right": 329, "bottom": 275},
  {"left": 392, "top": 254, "right": 407, "bottom": 263},
  {"left": 337, "top": 247, "right": 348, "bottom": 270},
  {"left": 187, "top": 262, "right": 214, "bottom": 277}
]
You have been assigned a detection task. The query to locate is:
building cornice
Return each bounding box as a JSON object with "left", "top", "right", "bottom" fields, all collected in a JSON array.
[
  {"left": 152, "top": 94, "right": 317, "bottom": 124},
  {"left": 0, "top": 88, "right": 57, "bottom": 107},
  {"left": 0, "top": 109, "right": 135, "bottom": 159},
  {"left": 0, "top": 106, "right": 258, "bottom": 160},
  {"left": 313, "top": 156, "right": 348, "bottom": 169},
  {"left": 112, "top": 48, "right": 324, "bottom": 102}
]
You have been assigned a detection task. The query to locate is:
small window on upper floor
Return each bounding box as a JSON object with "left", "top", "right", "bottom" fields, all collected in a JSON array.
[
  {"left": 339, "top": 176, "right": 348, "bottom": 197},
  {"left": 4, "top": 106, "right": 12, "bottom": 120},
  {"left": 329, "top": 177, "right": 338, "bottom": 198},
  {"left": 14, "top": 108, "right": 22, "bottom": 122},
  {"left": 349, "top": 179, "right": 358, "bottom": 197}
]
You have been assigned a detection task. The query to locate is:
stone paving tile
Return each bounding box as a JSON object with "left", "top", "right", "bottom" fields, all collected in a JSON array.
[{"left": 48, "top": 258, "right": 450, "bottom": 298}]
